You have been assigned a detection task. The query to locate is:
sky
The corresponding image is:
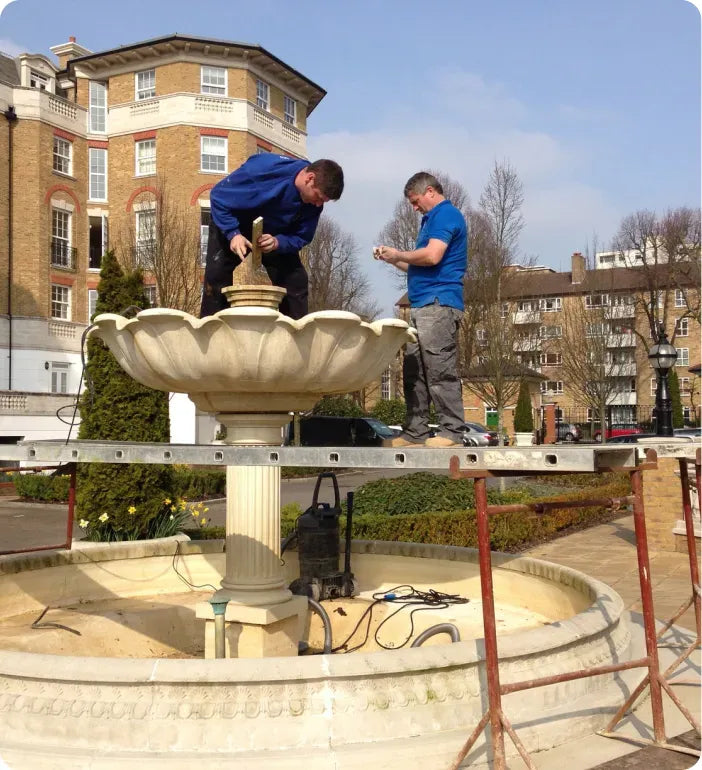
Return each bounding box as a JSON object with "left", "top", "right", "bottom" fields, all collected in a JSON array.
[{"left": 0, "top": 0, "right": 700, "bottom": 316}]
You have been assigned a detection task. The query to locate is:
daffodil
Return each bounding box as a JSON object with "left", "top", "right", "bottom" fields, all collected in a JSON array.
[
  {"left": 79, "top": 519, "right": 89, "bottom": 528},
  {"left": 164, "top": 498, "right": 171, "bottom": 505},
  {"left": 127, "top": 505, "right": 137, "bottom": 515},
  {"left": 98, "top": 512, "right": 109, "bottom": 523},
  {"left": 203, "top": 507, "right": 209, "bottom": 513},
  {"left": 170, "top": 505, "right": 177, "bottom": 513},
  {"left": 191, "top": 510, "right": 198, "bottom": 517},
  {"left": 169, "top": 514, "right": 174, "bottom": 520},
  {"left": 200, "top": 518, "right": 207, "bottom": 526}
]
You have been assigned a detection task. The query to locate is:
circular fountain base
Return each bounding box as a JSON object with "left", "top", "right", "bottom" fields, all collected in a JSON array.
[{"left": 0, "top": 538, "right": 644, "bottom": 768}]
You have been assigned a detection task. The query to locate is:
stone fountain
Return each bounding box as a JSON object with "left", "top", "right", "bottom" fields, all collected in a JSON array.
[{"left": 89, "top": 285, "right": 415, "bottom": 657}]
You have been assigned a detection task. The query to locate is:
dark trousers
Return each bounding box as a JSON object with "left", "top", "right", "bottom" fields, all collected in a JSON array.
[{"left": 200, "top": 222, "right": 309, "bottom": 319}]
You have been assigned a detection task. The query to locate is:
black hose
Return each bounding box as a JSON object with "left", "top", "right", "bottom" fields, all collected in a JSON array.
[
  {"left": 410, "top": 623, "right": 460, "bottom": 647},
  {"left": 308, "top": 597, "right": 332, "bottom": 654}
]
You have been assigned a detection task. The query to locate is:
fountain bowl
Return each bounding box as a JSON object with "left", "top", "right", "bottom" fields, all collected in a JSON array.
[{"left": 89, "top": 308, "right": 416, "bottom": 413}]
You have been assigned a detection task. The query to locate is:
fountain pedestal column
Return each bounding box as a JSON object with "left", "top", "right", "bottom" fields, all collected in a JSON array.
[{"left": 196, "top": 413, "right": 307, "bottom": 658}]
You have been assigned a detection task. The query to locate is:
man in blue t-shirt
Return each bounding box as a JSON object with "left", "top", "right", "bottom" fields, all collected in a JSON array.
[
  {"left": 376, "top": 171, "right": 468, "bottom": 447},
  {"left": 201, "top": 154, "right": 344, "bottom": 319}
]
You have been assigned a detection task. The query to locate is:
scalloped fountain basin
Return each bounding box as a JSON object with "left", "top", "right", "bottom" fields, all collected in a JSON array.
[
  {"left": 0, "top": 538, "right": 643, "bottom": 769},
  {"left": 90, "top": 308, "right": 416, "bottom": 413}
]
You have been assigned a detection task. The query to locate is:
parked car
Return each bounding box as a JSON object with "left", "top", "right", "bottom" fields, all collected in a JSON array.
[
  {"left": 674, "top": 427, "right": 702, "bottom": 439},
  {"left": 285, "top": 416, "right": 395, "bottom": 447},
  {"left": 555, "top": 423, "right": 582, "bottom": 442},
  {"left": 462, "top": 422, "right": 500, "bottom": 446},
  {"left": 605, "top": 432, "right": 657, "bottom": 444},
  {"left": 593, "top": 424, "right": 643, "bottom": 443}
]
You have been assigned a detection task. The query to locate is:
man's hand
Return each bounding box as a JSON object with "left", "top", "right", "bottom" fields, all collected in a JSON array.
[
  {"left": 258, "top": 233, "right": 279, "bottom": 254},
  {"left": 229, "top": 233, "right": 252, "bottom": 259},
  {"left": 374, "top": 245, "right": 401, "bottom": 264}
]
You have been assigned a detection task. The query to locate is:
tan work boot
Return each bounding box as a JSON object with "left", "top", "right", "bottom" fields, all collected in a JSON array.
[
  {"left": 424, "top": 435, "right": 460, "bottom": 448},
  {"left": 382, "top": 435, "right": 424, "bottom": 448}
]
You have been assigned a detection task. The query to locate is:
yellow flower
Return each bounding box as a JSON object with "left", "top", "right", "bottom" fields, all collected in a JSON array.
[
  {"left": 164, "top": 498, "right": 171, "bottom": 505},
  {"left": 127, "top": 506, "right": 137, "bottom": 515},
  {"left": 191, "top": 510, "right": 198, "bottom": 517},
  {"left": 203, "top": 507, "right": 209, "bottom": 513},
  {"left": 79, "top": 519, "right": 89, "bottom": 528},
  {"left": 98, "top": 512, "right": 109, "bottom": 523},
  {"left": 200, "top": 518, "right": 207, "bottom": 526},
  {"left": 170, "top": 505, "right": 177, "bottom": 513}
]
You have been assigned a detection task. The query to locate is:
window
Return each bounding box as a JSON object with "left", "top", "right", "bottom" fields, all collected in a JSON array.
[
  {"left": 135, "top": 139, "right": 156, "bottom": 176},
  {"left": 30, "top": 70, "right": 48, "bottom": 90},
  {"left": 684, "top": 407, "right": 691, "bottom": 422},
  {"left": 49, "top": 362, "right": 69, "bottom": 394},
  {"left": 676, "top": 348, "right": 690, "bottom": 367},
  {"left": 89, "top": 81, "right": 107, "bottom": 133},
  {"left": 611, "top": 293, "right": 635, "bottom": 306},
  {"left": 256, "top": 79, "right": 269, "bottom": 110},
  {"left": 88, "top": 289, "right": 98, "bottom": 321},
  {"left": 144, "top": 285, "right": 157, "bottom": 307},
  {"left": 599, "top": 253, "right": 615, "bottom": 265},
  {"left": 540, "top": 381, "right": 563, "bottom": 395},
  {"left": 586, "top": 322, "right": 607, "bottom": 337},
  {"left": 201, "top": 65, "right": 226, "bottom": 95},
  {"left": 256, "top": 146, "right": 272, "bottom": 155},
  {"left": 518, "top": 300, "right": 536, "bottom": 312},
  {"left": 283, "top": 94, "right": 296, "bottom": 125},
  {"left": 680, "top": 377, "right": 691, "bottom": 394},
  {"left": 476, "top": 328, "right": 488, "bottom": 345},
  {"left": 51, "top": 209, "right": 72, "bottom": 268},
  {"left": 586, "top": 294, "right": 609, "bottom": 308},
  {"left": 675, "top": 317, "right": 689, "bottom": 337},
  {"left": 500, "top": 303, "right": 509, "bottom": 319},
  {"left": 381, "top": 368, "right": 391, "bottom": 400},
  {"left": 540, "top": 352, "right": 562, "bottom": 366},
  {"left": 540, "top": 325, "right": 562, "bottom": 339},
  {"left": 135, "top": 209, "right": 156, "bottom": 266},
  {"left": 675, "top": 289, "right": 686, "bottom": 308},
  {"left": 51, "top": 285, "right": 70, "bottom": 320},
  {"left": 135, "top": 69, "right": 155, "bottom": 100},
  {"left": 539, "top": 297, "right": 561, "bottom": 312},
  {"left": 53, "top": 137, "right": 71, "bottom": 175},
  {"left": 201, "top": 136, "right": 227, "bottom": 172},
  {"left": 200, "top": 208, "right": 211, "bottom": 266},
  {"left": 650, "top": 378, "right": 658, "bottom": 397},
  {"left": 89, "top": 148, "right": 107, "bottom": 200}
]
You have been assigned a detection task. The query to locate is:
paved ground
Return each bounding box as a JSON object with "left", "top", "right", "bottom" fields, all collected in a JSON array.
[{"left": 0, "top": 480, "right": 699, "bottom": 768}]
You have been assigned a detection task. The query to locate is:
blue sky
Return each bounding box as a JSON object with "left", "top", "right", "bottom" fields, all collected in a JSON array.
[{"left": 1, "top": 0, "right": 699, "bottom": 315}]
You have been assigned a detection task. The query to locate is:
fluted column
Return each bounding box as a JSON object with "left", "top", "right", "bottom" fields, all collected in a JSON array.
[{"left": 213, "top": 413, "right": 292, "bottom": 606}]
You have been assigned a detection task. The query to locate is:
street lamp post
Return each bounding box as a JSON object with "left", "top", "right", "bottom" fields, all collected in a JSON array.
[{"left": 648, "top": 324, "right": 678, "bottom": 437}]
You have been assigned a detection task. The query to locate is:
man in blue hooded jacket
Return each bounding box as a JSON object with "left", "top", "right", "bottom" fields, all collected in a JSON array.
[{"left": 201, "top": 154, "right": 344, "bottom": 319}]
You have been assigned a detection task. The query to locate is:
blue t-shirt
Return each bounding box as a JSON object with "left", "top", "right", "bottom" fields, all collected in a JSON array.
[
  {"left": 407, "top": 200, "right": 467, "bottom": 310},
  {"left": 209, "top": 154, "right": 322, "bottom": 255}
]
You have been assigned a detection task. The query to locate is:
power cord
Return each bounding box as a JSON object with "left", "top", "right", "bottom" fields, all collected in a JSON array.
[
  {"left": 171, "top": 540, "right": 217, "bottom": 592},
  {"left": 332, "top": 584, "right": 469, "bottom": 653}
]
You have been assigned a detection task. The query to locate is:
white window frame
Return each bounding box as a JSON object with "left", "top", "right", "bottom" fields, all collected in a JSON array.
[
  {"left": 135, "top": 209, "right": 156, "bottom": 267},
  {"left": 680, "top": 377, "right": 691, "bottom": 394},
  {"left": 539, "top": 297, "right": 561, "bottom": 312},
  {"left": 675, "top": 289, "right": 686, "bottom": 308},
  {"left": 88, "top": 81, "right": 107, "bottom": 133},
  {"left": 540, "top": 325, "right": 562, "bottom": 339},
  {"left": 585, "top": 293, "right": 609, "bottom": 308},
  {"left": 51, "top": 208, "right": 72, "bottom": 267},
  {"left": 518, "top": 299, "right": 536, "bottom": 312},
  {"left": 50, "top": 284, "right": 71, "bottom": 320},
  {"left": 88, "top": 289, "right": 98, "bottom": 321},
  {"left": 53, "top": 136, "right": 72, "bottom": 176},
  {"left": 135, "top": 139, "right": 156, "bottom": 176},
  {"left": 201, "top": 65, "right": 226, "bottom": 95},
  {"left": 540, "top": 352, "right": 562, "bottom": 366},
  {"left": 540, "top": 380, "right": 564, "bottom": 395},
  {"left": 283, "top": 94, "right": 296, "bottom": 125},
  {"left": 676, "top": 348, "right": 690, "bottom": 367},
  {"left": 381, "top": 368, "right": 391, "bottom": 400},
  {"left": 650, "top": 378, "right": 658, "bottom": 397},
  {"left": 89, "top": 147, "right": 107, "bottom": 201},
  {"left": 144, "top": 285, "right": 158, "bottom": 307},
  {"left": 200, "top": 136, "right": 227, "bottom": 173},
  {"left": 49, "top": 361, "right": 70, "bottom": 394},
  {"left": 135, "top": 69, "right": 156, "bottom": 100},
  {"left": 675, "top": 317, "right": 689, "bottom": 337},
  {"left": 256, "top": 79, "right": 269, "bottom": 110},
  {"left": 30, "top": 70, "right": 48, "bottom": 90},
  {"left": 200, "top": 208, "right": 211, "bottom": 267}
]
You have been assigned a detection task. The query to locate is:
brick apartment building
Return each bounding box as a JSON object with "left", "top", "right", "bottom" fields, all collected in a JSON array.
[
  {"left": 395, "top": 251, "right": 700, "bottom": 437},
  {"left": 0, "top": 34, "right": 325, "bottom": 443}
]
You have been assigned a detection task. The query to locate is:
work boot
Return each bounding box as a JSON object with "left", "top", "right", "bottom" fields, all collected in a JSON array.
[
  {"left": 424, "top": 435, "right": 460, "bottom": 448},
  {"left": 382, "top": 434, "right": 424, "bottom": 448}
]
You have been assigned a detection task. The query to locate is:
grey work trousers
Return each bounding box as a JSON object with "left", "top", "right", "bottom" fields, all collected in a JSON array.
[{"left": 403, "top": 302, "right": 465, "bottom": 442}]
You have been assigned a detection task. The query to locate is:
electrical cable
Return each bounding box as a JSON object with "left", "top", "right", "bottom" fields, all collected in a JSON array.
[
  {"left": 171, "top": 540, "right": 217, "bottom": 592},
  {"left": 332, "top": 584, "right": 469, "bottom": 654}
]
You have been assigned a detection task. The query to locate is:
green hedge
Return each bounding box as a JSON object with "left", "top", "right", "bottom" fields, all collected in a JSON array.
[{"left": 12, "top": 472, "right": 71, "bottom": 502}]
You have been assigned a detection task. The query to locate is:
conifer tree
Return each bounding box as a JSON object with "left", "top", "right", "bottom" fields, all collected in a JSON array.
[
  {"left": 77, "top": 251, "right": 175, "bottom": 540},
  {"left": 513, "top": 380, "right": 534, "bottom": 433},
  {"left": 668, "top": 368, "right": 684, "bottom": 429}
]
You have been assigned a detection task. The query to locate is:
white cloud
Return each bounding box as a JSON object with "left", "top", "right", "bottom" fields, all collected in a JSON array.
[{"left": 0, "top": 37, "right": 25, "bottom": 57}]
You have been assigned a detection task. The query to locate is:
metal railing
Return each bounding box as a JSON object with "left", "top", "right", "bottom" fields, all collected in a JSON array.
[{"left": 50, "top": 239, "right": 76, "bottom": 269}]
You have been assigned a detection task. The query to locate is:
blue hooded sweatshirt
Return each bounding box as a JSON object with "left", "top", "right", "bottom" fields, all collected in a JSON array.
[{"left": 209, "top": 154, "right": 322, "bottom": 255}]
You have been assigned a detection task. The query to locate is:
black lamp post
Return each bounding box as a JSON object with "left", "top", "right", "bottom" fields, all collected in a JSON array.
[{"left": 648, "top": 324, "right": 678, "bottom": 437}]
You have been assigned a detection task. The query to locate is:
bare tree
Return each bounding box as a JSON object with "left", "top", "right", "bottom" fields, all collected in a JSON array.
[
  {"left": 478, "top": 159, "right": 524, "bottom": 266},
  {"left": 116, "top": 176, "right": 203, "bottom": 315},
  {"left": 613, "top": 207, "right": 701, "bottom": 344},
  {"left": 302, "top": 215, "right": 380, "bottom": 319}
]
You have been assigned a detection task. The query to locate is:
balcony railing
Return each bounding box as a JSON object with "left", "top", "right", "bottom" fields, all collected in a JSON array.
[
  {"left": 132, "top": 241, "right": 156, "bottom": 268},
  {"left": 513, "top": 310, "right": 541, "bottom": 325},
  {"left": 605, "top": 305, "right": 636, "bottom": 319},
  {"left": 607, "top": 333, "right": 637, "bottom": 348},
  {"left": 50, "top": 239, "right": 76, "bottom": 269}
]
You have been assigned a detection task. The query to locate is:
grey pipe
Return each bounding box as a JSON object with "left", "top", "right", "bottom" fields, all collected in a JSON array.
[
  {"left": 410, "top": 623, "right": 460, "bottom": 648},
  {"left": 308, "top": 597, "right": 332, "bottom": 654},
  {"left": 208, "top": 598, "right": 229, "bottom": 659}
]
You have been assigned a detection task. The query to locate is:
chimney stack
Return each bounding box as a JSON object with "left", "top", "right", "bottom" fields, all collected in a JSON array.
[{"left": 571, "top": 252, "right": 586, "bottom": 284}]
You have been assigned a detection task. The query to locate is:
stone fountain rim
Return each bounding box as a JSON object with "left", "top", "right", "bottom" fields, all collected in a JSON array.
[{"left": 0, "top": 538, "right": 624, "bottom": 684}]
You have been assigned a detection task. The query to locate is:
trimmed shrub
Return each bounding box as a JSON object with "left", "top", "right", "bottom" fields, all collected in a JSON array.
[
  {"left": 513, "top": 380, "right": 534, "bottom": 433},
  {"left": 312, "top": 395, "right": 364, "bottom": 417},
  {"left": 12, "top": 472, "right": 70, "bottom": 502},
  {"left": 370, "top": 398, "right": 406, "bottom": 427},
  {"left": 668, "top": 369, "right": 684, "bottom": 429}
]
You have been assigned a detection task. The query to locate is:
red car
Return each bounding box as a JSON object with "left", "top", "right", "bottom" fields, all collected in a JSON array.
[{"left": 593, "top": 424, "right": 643, "bottom": 443}]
